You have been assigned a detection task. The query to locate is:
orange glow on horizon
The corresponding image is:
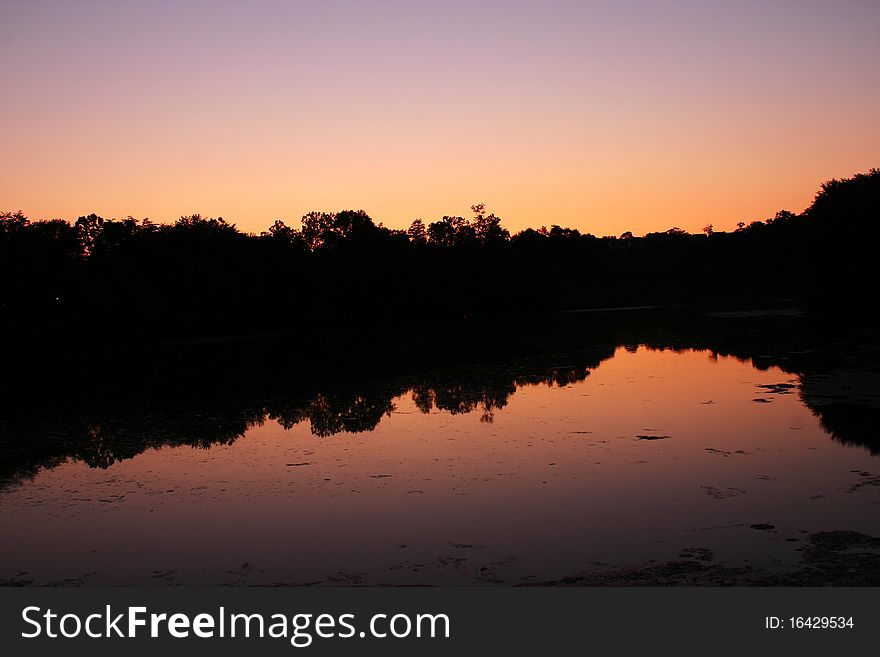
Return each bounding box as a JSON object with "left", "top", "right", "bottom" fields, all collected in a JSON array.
[{"left": 2, "top": 1, "right": 879, "bottom": 237}]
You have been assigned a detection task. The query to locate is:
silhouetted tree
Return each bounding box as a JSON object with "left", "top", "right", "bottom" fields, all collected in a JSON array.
[
  {"left": 428, "top": 215, "right": 475, "bottom": 246},
  {"left": 300, "top": 209, "right": 379, "bottom": 250},
  {"left": 407, "top": 218, "right": 427, "bottom": 244},
  {"left": 75, "top": 213, "right": 104, "bottom": 257},
  {"left": 0, "top": 210, "right": 28, "bottom": 233},
  {"left": 471, "top": 203, "right": 509, "bottom": 243}
]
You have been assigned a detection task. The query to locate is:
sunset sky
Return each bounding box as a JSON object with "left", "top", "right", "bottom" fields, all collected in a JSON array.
[{"left": 2, "top": 0, "right": 879, "bottom": 236}]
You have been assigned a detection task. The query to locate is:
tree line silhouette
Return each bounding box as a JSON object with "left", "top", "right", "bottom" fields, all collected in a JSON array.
[{"left": 2, "top": 170, "right": 877, "bottom": 346}]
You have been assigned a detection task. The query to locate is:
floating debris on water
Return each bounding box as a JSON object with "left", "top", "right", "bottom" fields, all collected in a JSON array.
[{"left": 756, "top": 383, "right": 797, "bottom": 394}]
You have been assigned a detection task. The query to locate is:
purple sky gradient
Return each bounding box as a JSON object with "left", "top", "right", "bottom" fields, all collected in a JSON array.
[{"left": 2, "top": 0, "right": 879, "bottom": 234}]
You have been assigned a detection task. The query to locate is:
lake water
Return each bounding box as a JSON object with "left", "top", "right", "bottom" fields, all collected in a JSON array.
[{"left": 1, "top": 343, "right": 879, "bottom": 585}]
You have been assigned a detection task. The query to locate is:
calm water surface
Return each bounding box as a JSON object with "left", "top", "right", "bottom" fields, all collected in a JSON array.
[{"left": 1, "top": 346, "right": 878, "bottom": 584}]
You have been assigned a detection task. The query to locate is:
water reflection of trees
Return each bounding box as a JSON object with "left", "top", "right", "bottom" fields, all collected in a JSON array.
[
  {"left": 1, "top": 410, "right": 266, "bottom": 481},
  {"left": 271, "top": 392, "right": 396, "bottom": 438},
  {"left": 410, "top": 364, "right": 590, "bottom": 424},
  {"left": 634, "top": 333, "right": 880, "bottom": 457},
  {"left": 1, "top": 320, "right": 878, "bottom": 489},
  {"left": 0, "top": 356, "right": 603, "bottom": 488}
]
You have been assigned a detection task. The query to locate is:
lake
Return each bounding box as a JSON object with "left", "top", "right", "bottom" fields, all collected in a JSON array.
[{"left": 2, "top": 323, "right": 879, "bottom": 586}]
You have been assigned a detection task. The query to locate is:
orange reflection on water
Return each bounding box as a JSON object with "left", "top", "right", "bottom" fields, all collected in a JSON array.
[{"left": 1, "top": 347, "right": 877, "bottom": 585}]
